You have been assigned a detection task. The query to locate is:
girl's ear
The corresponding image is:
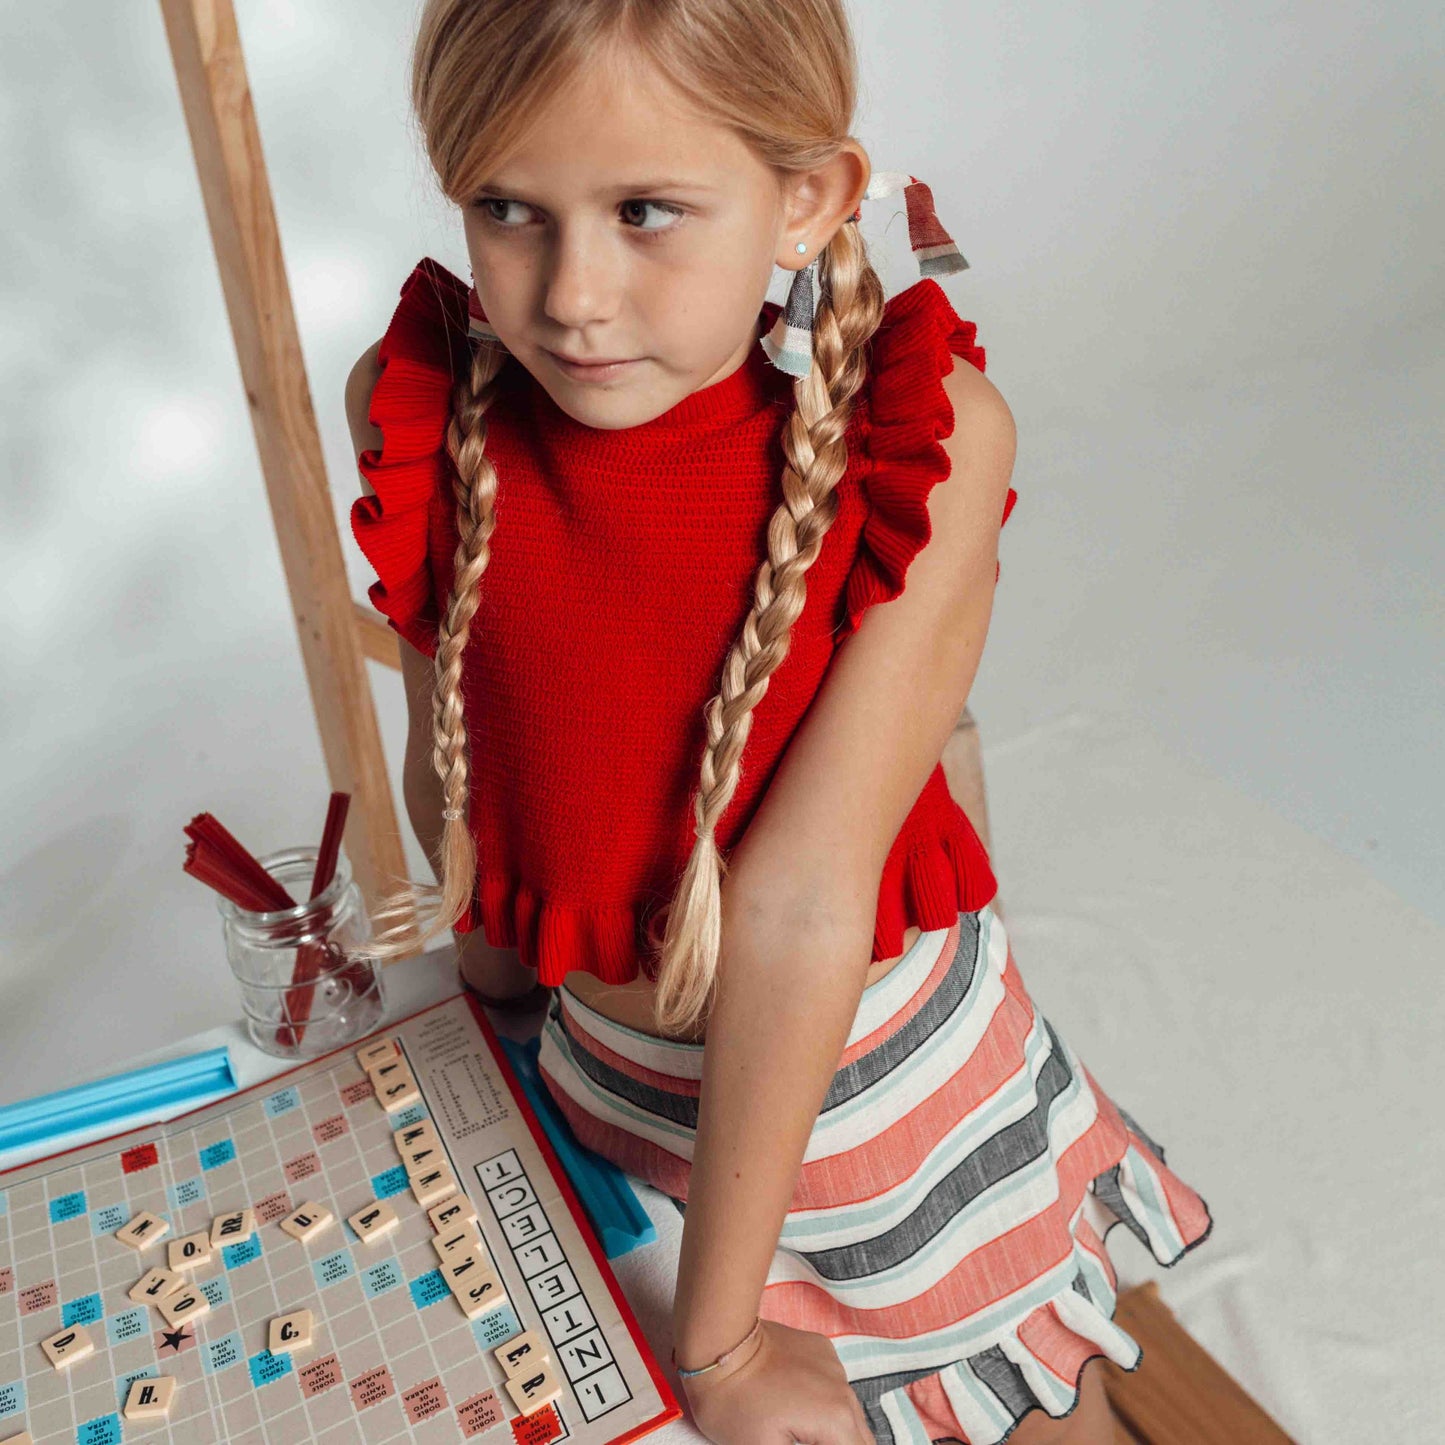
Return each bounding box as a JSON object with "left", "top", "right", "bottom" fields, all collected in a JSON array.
[{"left": 775, "top": 143, "right": 870, "bottom": 262}]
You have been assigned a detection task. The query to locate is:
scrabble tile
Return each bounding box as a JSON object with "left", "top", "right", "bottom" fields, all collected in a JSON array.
[
  {"left": 409, "top": 1163, "right": 459, "bottom": 1209},
  {"left": 267, "top": 1308, "right": 314, "bottom": 1355},
  {"left": 430, "top": 1224, "right": 483, "bottom": 1264},
  {"left": 504, "top": 1353, "right": 564, "bottom": 1416},
  {"left": 367, "top": 1056, "right": 407, "bottom": 1085},
  {"left": 443, "top": 1252, "right": 508, "bottom": 1319},
  {"left": 278, "top": 1200, "right": 334, "bottom": 1245},
  {"left": 209, "top": 1208, "right": 257, "bottom": 1249},
  {"left": 428, "top": 1195, "right": 480, "bottom": 1234},
  {"left": 129, "top": 1267, "right": 186, "bottom": 1308},
  {"left": 394, "top": 1120, "right": 439, "bottom": 1155},
  {"left": 123, "top": 1374, "right": 178, "bottom": 1421},
  {"left": 356, "top": 1037, "right": 400, "bottom": 1070},
  {"left": 401, "top": 1139, "right": 446, "bottom": 1177},
  {"left": 494, "top": 1329, "right": 549, "bottom": 1378},
  {"left": 376, "top": 1068, "right": 422, "bottom": 1114},
  {"left": 168, "top": 1231, "right": 213, "bottom": 1271},
  {"left": 115, "top": 1211, "right": 170, "bottom": 1251},
  {"left": 40, "top": 1324, "right": 95, "bottom": 1371},
  {"left": 346, "top": 1199, "right": 399, "bottom": 1245},
  {"left": 157, "top": 1285, "right": 211, "bottom": 1329},
  {"left": 1, "top": 1430, "right": 34, "bottom": 1444}
]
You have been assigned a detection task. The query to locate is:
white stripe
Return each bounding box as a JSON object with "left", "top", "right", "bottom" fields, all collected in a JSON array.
[
  {"left": 878, "top": 1388, "right": 935, "bottom": 1445},
  {"left": 845, "top": 925, "right": 951, "bottom": 1048},
  {"left": 555, "top": 991, "right": 706, "bottom": 1080},
  {"left": 1052, "top": 1282, "right": 1140, "bottom": 1370}
]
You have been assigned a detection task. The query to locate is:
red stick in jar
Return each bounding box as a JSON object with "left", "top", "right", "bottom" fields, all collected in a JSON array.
[{"left": 276, "top": 792, "right": 352, "bottom": 1049}]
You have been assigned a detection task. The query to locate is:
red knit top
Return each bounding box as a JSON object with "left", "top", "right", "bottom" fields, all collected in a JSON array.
[{"left": 352, "top": 257, "right": 1018, "bottom": 986}]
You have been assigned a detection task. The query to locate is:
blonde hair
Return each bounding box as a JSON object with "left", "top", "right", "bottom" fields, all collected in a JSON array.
[{"left": 359, "top": 0, "right": 886, "bottom": 1037}]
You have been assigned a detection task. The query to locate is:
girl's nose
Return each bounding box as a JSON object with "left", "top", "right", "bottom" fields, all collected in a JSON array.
[{"left": 541, "top": 229, "right": 624, "bottom": 334}]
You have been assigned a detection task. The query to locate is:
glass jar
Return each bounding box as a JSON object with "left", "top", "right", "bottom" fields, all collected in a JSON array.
[{"left": 217, "top": 846, "right": 385, "bottom": 1059}]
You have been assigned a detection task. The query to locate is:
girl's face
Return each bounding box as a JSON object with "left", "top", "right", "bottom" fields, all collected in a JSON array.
[{"left": 462, "top": 46, "right": 860, "bottom": 430}]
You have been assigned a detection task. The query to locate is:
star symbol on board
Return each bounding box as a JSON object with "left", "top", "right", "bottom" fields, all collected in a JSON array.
[{"left": 159, "top": 1326, "right": 193, "bottom": 1353}]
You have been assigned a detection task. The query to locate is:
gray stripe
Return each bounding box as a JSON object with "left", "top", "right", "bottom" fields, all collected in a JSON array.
[
  {"left": 551, "top": 909, "right": 981, "bottom": 1132},
  {"left": 1071, "top": 1265, "right": 1094, "bottom": 1303},
  {"left": 794, "top": 1016, "right": 1075, "bottom": 1283},
  {"left": 859, "top": 1387, "right": 895, "bottom": 1445},
  {"left": 552, "top": 1014, "right": 702, "bottom": 1129},
  {"left": 819, "top": 910, "right": 983, "bottom": 1113},
  {"left": 969, "top": 1344, "right": 1036, "bottom": 1415},
  {"left": 1092, "top": 1163, "right": 1151, "bottom": 1249}
]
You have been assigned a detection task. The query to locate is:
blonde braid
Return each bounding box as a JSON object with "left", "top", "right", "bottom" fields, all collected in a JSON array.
[
  {"left": 650, "top": 224, "right": 885, "bottom": 1035},
  {"left": 354, "top": 336, "right": 508, "bottom": 963}
]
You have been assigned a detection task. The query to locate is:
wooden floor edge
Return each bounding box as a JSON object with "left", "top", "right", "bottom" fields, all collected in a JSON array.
[{"left": 1099, "top": 1281, "right": 1298, "bottom": 1444}]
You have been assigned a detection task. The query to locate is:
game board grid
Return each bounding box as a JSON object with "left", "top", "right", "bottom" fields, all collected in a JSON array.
[{"left": 0, "top": 1001, "right": 653, "bottom": 1445}]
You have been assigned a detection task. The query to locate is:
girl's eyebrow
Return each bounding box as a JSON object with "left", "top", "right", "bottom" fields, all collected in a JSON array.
[{"left": 477, "top": 177, "right": 719, "bottom": 198}]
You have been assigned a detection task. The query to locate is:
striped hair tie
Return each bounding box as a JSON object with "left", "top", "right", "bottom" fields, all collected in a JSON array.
[{"left": 760, "top": 171, "right": 969, "bottom": 377}]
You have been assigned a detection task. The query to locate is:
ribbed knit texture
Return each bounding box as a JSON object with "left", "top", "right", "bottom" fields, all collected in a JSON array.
[{"left": 352, "top": 257, "right": 1018, "bottom": 985}]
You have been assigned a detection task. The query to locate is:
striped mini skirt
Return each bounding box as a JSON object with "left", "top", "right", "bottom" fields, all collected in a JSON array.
[{"left": 536, "top": 903, "right": 1214, "bottom": 1445}]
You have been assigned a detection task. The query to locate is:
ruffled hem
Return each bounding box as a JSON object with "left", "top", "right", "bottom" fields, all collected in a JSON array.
[
  {"left": 349, "top": 257, "right": 472, "bottom": 660},
  {"left": 456, "top": 806, "right": 997, "bottom": 986},
  {"left": 841, "top": 279, "right": 1017, "bottom": 638},
  {"left": 864, "top": 1140, "right": 1214, "bottom": 1445},
  {"left": 458, "top": 874, "right": 646, "bottom": 987},
  {"left": 872, "top": 806, "right": 999, "bottom": 963}
]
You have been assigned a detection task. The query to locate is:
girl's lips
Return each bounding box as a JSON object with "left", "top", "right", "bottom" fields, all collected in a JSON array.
[{"left": 547, "top": 350, "right": 640, "bottom": 381}]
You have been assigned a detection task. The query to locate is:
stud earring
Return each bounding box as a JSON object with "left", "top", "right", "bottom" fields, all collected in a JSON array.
[{"left": 795, "top": 242, "right": 808, "bottom": 254}]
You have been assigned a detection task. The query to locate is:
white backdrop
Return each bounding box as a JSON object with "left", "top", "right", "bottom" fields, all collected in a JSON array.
[
  {"left": 2, "top": 0, "right": 1439, "bottom": 1113},
  {"left": 1, "top": 9, "right": 1441, "bottom": 1425}
]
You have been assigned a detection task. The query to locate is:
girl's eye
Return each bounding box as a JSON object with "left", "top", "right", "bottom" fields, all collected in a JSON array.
[
  {"left": 472, "top": 197, "right": 684, "bottom": 237},
  {"left": 619, "top": 199, "right": 685, "bottom": 234},
  {"left": 477, "top": 198, "right": 533, "bottom": 227}
]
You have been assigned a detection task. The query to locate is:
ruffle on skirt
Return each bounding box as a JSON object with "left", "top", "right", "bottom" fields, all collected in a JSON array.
[{"left": 537, "top": 905, "right": 1214, "bottom": 1445}]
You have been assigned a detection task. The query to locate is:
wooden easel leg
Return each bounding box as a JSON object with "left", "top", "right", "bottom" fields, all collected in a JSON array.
[{"left": 157, "top": 0, "right": 413, "bottom": 945}]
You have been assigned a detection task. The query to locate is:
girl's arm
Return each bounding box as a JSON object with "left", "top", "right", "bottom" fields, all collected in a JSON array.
[{"left": 672, "top": 358, "right": 1018, "bottom": 1374}]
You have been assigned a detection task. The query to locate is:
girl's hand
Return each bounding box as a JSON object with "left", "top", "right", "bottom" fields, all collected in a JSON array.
[{"left": 681, "top": 1319, "right": 873, "bottom": 1445}]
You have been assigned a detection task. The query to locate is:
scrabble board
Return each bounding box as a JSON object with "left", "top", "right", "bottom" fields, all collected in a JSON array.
[{"left": 0, "top": 994, "right": 682, "bottom": 1445}]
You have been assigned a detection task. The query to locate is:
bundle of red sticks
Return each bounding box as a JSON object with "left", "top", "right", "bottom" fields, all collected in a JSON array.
[{"left": 184, "top": 792, "right": 371, "bottom": 1049}]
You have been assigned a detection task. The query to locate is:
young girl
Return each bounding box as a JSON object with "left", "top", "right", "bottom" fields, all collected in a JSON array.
[{"left": 347, "top": 2, "right": 1214, "bottom": 1441}]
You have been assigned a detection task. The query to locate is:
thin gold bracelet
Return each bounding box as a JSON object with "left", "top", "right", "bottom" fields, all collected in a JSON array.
[{"left": 671, "top": 1316, "right": 762, "bottom": 1380}]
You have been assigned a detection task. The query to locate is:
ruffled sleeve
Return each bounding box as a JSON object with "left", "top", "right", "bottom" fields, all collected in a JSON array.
[
  {"left": 839, "top": 278, "right": 1018, "bottom": 639},
  {"left": 349, "top": 257, "right": 472, "bottom": 660}
]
